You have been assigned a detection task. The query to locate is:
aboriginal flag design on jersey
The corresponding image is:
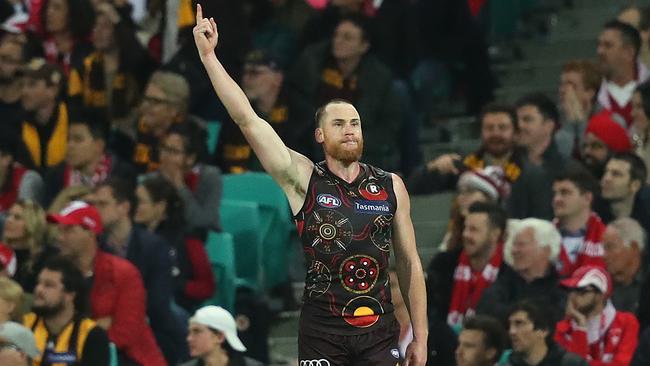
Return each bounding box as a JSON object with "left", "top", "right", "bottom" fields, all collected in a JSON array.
[{"left": 295, "top": 161, "right": 397, "bottom": 335}]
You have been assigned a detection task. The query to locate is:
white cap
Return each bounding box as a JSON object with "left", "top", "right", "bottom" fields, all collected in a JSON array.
[
  {"left": 190, "top": 306, "right": 247, "bottom": 352},
  {"left": 0, "top": 321, "right": 40, "bottom": 358}
]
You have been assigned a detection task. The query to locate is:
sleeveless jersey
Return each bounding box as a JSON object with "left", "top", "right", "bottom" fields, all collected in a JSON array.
[{"left": 295, "top": 161, "right": 397, "bottom": 335}]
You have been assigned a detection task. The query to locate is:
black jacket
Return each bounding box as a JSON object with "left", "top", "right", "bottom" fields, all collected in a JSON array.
[{"left": 505, "top": 343, "right": 588, "bottom": 366}]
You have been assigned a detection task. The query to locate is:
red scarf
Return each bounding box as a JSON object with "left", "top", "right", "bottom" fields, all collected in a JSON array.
[
  {"left": 555, "top": 213, "right": 606, "bottom": 278},
  {"left": 447, "top": 244, "right": 503, "bottom": 328},
  {"left": 0, "top": 164, "right": 27, "bottom": 212},
  {"left": 184, "top": 166, "right": 200, "bottom": 192},
  {"left": 64, "top": 154, "right": 113, "bottom": 188}
]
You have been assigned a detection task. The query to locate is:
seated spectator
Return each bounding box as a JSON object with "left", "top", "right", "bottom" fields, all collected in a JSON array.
[
  {"left": 602, "top": 218, "right": 648, "bottom": 322},
  {"left": 67, "top": 3, "right": 154, "bottom": 132},
  {"left": 552, "top": 165, "right": 606, "bottom": 277},
  {"left": 455, "top": 316, "right": 506, "bottom": 366},
  {"left": 19, "top": 59, "right": 68, "bottom": 170},
  {"left": 409, "top": 104, "right": 520, "bottom": 194},
  {"left": 148, "top": 122, "right": 221, "bottom": 233},
  {"left": 92, "top": 177, "right": 183, "bottom": 365},
  {"left": 595, "top": 152, "right": 650, "bottom": 232},
  {"left": 504, "top": 300, "right": 587, "bottom": 366},
  {"left": 25, "top": 256, "right": 110, "bottom": 365},
  {"left": 581, "top": 111, "right": 632, "bottom": 179},
  {"left": 596, "top": 20, "right": 649, "bottom": 127},
  {"left": 515, "top": 93, "right": 564, "bottom": 170},
  {"left": 181, "top": 305, "right": 263, "bottom": 366},
  {"left": 477, "top": 218, "right": 565, "bottom": 323},
  {"left": 0, "top": 33, "right": 27, "bottom": 140},
  {"left": 427, "top": 202, "right": 507, "bottom": 331},
  {"left": 3, "top": 200, "right": 57, "bottom": 292},
  {"left": 47, "top": 201, "right": 166, "bottom": 365},
  {"left": 0, "top": 135, "right": 44, "bottom": 213},
  {"left": 218, "top": 48, "right": 311, "bottom": 172},
  {"left": 439, "top": 166, "right": 509, "bottom": 252},
  {"left": 290, "top": 14, "right": 402, "bottom": 171},
  {"left": 556, "top": 60, "right": 602, "bottom": 160},
  {"left": 130, "top": 71, "right": 191, "bottom": 172},
  {"left": 555, "top": 265, "right": 639, "bottom": 365},
  {"left": 0, "top": 322, "right": 40, "bottom": 366},
  {"left": 37, "top": 0, "right": 94, "bottom": 76},
  {"left": 631, "top": 81, "right": 650, "bottom": 182},
  {"left": 42, "top": 117, "right": 134, "bottom": 207},
  {"left": 135, "top": 176, "right": 215, "bottom": 312},
  {"left": 0, "top": 276, "right": 23, "bottom": 322}
]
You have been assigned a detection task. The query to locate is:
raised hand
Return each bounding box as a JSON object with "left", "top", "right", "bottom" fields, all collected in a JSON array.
[{"left": 193, "top": 4, "right": 218, "bottom": 60}]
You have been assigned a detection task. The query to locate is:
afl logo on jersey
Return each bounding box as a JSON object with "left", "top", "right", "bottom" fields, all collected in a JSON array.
[
  {"left": 359, "top": 180, "right": 388, "bottom": 201},
  {"left": 317, "top": 194, "right": 341, "bottom": 208}
]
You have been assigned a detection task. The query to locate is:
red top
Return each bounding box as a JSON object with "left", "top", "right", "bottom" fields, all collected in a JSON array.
[
  {"left": 556, "top": 213, "right": 606, "bottom": 277},
  {"left": 0, "top": 164, "right": 27, "bottom": 212},
  {"left": 555, "top": 310, "right": 639, "bottom": 366},
  {"left": 184, "top": 237, "right": 216, "bottom": 301},
  {"left": 90, "top": 251, "right": 166, "bottom": 366}
]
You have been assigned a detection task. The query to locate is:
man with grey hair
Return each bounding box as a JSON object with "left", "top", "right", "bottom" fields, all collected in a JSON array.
[
  {"left": 477, "top": 218, "right": 567, "bottom": 323},
  {"left": 602, "top": 218, "right": 650, "bottom": 321},
  {"left": 130, "top": 70, "right": 194, "bottom": 172}
]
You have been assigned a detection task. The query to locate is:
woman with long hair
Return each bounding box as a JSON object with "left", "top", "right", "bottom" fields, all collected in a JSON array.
[
  {"left": 134, "top": 175, "right": 215, "bottom": 312},
  {"left": 2, "top": 200, "right": 55, "bottom": 291},
  {"left": 0, "top": 276, "right": 24, "bottom": 323}
]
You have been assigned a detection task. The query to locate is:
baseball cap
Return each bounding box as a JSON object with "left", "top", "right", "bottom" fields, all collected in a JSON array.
[
  {"left": 560, "top": 265, "right": 612, "bottom": 297},
  {"left": 0, "top": 242, "right": 16, "bottom": 277},
  {"left": 0, "top": 321, "right": 40, "bottom": 358},
  {"left": 47, "top": 201, "right": 103, "bottom": 235},
  {"left": 244, "top": 49, "right": 282, "bottom": 71},
  {"left": 190, "top": 306, "right": 247, "bottom": 352}
]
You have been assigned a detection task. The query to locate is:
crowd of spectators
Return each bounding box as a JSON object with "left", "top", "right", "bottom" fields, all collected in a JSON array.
[{"left": 3, "top": 0, "right": 650, "bottom": 366}]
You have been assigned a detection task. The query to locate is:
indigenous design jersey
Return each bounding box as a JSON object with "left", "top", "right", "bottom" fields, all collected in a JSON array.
[{"left": 295, "top": 161, "right": 396, "bottom": 334}]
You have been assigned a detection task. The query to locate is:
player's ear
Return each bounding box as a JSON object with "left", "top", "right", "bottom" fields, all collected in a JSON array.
[{"left": 315, "top": 128, "right": 324, "bottom": 143}]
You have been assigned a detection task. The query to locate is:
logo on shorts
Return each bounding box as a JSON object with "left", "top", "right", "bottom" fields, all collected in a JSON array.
[
  {"left": 391, "top": 348, "right": 400, "bottom": 359},
  {"left": 300, "top": 359, "right": 331, "bottom": 366},
  {"left": 354, "top": 200, "right": 391, "bottom": 215},
  {"left": 317, "top": 194, "right": 341, "bottom": 208}
]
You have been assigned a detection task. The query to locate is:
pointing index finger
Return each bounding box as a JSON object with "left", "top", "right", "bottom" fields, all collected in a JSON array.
[{"left": 196, "top": 3, "right": 203, "bottom": 24}]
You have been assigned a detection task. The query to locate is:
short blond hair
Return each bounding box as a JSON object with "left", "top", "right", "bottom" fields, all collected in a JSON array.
[{"left": 0, "top": 277, "right": 24, "bottom": 321}]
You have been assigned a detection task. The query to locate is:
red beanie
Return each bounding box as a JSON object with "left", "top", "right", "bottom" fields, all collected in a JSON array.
[{"left": 585, "top": 111, "right": 632, "bottom": 153}]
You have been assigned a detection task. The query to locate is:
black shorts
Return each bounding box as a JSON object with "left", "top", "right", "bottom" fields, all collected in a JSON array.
[{"left": 298, "top": 320, "right": 401, "bottom": 366}]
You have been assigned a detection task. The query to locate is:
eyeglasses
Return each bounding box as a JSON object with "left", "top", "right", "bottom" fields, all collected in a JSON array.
[
  {"left": 569, "top": 287, "right": 599, "bottom": 295},
  {"left": 142, "top": 95, "right": 173, "bottom": 106},
  {"left": 159, "top": 144, "right": 185, "bottom": 156}
]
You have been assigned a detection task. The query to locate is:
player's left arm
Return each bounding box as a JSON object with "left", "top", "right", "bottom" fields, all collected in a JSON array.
[{"left": 391, "top": 173, "right": 428, "bottom": 366}]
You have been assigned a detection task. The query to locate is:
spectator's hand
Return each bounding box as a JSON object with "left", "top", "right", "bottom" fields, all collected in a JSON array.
[
  {"left": 404, "top": 339, "right": 427, "bottom": 366},
  {"left": 159, "top": 164, "right": 186, "bottom": 189},
  {"left": 565, "top": 299, "right": 587, "bottom": 328},
  {"left": 562, "top": 86, "right": 586, "bottom": 123},
  {"left": 426, "top": 153, "right": 461, "bottom": 174},
  {"left": 193, "top": 4, "right": 218, "bottom": 60}
]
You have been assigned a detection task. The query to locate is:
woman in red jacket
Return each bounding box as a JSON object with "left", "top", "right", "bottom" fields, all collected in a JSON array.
[{"left": 134, "top": 175, "right": 216, "bottom": 312}]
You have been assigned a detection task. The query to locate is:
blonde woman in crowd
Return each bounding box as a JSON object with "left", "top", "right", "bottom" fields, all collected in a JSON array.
[
  {"left": 0, "top": 276, "right": 24, "bottom": 323},
  {"left": 2, "top": 200, "right": 56, "bottom": 292}
]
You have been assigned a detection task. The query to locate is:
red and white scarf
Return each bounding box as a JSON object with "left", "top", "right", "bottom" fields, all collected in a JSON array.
[
  {"left": 65, "top": 154, "right": 112, "bottom": 188},
  {"left": 555, "top": 213, "right": 606, "bottom": 277},
  {"left": 447, "top": 244, "right": 503, "bottom": 328}
]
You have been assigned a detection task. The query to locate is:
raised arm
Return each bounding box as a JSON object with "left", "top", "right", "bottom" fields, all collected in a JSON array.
[
  {"left": 193, "top": 5, "right": 312, "bottom": 211},
  {"left": 391, "top": 173, "right": 428, "bottom": 366}
]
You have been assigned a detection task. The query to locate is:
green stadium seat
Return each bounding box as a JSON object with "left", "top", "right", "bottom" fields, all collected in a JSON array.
[{"left": 203, "top": 231, "right": 237, "bottom": 312}]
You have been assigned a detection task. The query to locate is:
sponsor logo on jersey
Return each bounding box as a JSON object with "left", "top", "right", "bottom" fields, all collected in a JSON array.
[
  {"left": 300, "top": 359, "right": 331, "bottom": 366},
  {"left": 354, "top": 200, "right": 391, "bottom": 215},
  {"left": 391, "top": 348, "right": 400, "bottom": 359},
  {"left": 317, "top": 194, "right": 341, "bottom": 208}
]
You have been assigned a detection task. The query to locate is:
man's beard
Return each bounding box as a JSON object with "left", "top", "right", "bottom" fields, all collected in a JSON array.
[
  {"left": 323, "top": 138, "right": 363, "bottom": 164},
  {"left": 581, "top": 155, "right": 607, "bottom": 178},
  {"left": 32, "top": 300, "right": 65, "bottom": 318},
  {"left": 484, "top": 137, "right": 512, "bottom": 158},
  {"left": 576, "top": 300, "right": 598, "bottom": 316}
]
